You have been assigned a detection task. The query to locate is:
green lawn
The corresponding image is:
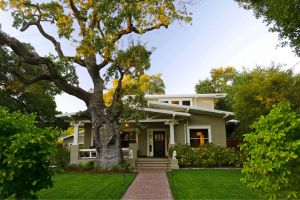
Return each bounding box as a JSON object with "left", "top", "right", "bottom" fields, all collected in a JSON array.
[
  {"left": 37, "top": 172, "right": 135, "bottom": 199},
  {"left": 167, "top": 169, "right": 260, "bottom": 199}
]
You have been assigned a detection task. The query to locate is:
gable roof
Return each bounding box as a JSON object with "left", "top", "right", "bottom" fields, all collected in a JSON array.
[{"left": 145, "top": 93, "right": 227, "bottom": 99}]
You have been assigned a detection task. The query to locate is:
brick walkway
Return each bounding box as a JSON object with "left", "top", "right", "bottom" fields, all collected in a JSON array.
[{"left": 122, "top": 169, "right": 173, "bottom": 200}]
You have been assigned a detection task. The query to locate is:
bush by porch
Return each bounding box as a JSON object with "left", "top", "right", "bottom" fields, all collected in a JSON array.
[{"left": 169, "top": 144, "right": 243, "bottom": 168}]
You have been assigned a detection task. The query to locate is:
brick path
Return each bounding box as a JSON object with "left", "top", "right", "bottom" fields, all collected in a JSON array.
[{"left": 122, "top": 169, "right": 173, "bottom": 200}]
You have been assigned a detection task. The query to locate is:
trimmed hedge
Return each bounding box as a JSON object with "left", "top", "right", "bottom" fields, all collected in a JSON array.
[{"left": 169, "top": 144, "right": 243, "bottom": 168}]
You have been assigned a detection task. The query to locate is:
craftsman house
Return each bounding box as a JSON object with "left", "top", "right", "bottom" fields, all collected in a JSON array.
[{"left": 57, "top": 93, "right": 233, "bottom": 169}]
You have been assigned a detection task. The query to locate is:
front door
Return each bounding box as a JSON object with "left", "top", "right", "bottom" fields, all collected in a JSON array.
[{"left": 153, "top": 131, "right": 165, "bottom": 157}]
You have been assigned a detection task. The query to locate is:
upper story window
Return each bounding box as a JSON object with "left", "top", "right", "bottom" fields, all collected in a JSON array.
[
  {"left": 160, "top": 101, "right": 168, "bottom": 103},
  {"left": 159, "top": 99, "right": 192, "bottom": 106},
  {"left": 182, "top": 100, "right": 191, "bottom": 106},
  {"left": 171, "top": 100, "right": 180, "bottom": 105}
]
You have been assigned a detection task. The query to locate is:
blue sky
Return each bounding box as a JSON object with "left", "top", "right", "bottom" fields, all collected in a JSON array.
[{"left": 0, "top": 0, "right": 299, "bottom": 113}]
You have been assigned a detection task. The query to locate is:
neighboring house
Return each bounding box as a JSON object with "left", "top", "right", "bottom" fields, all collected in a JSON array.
[
  {"left": 56, "top": 93, "right": 234, "bottom": 169},
  {"left": 60, "top": 131, "right": 85, "bottom": 149}
]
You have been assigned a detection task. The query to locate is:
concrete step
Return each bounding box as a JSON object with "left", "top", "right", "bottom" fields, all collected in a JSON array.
[
  {"left": 135, "top": 158, "right": 171, "bottom": 169},
  {"left": 136, "top": 158, "right": 169, "bottom": 162}
]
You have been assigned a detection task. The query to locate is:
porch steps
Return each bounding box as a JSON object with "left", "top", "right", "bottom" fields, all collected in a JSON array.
[{"left": 135, "top": 158, "right": 170, "bottom": 169}]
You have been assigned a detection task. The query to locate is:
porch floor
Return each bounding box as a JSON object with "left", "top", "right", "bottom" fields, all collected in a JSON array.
[{"left": 122, "top": 169, "right": 173, "bottom": 200}]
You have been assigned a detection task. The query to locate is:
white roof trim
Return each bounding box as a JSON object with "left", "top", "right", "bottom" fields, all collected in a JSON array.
[
  {"left": 148, "top": 101, "right": 234, "bottom": 116},
  {"left": 55, "top": 112, "right": 78, "bottom": 118},
  {"left": 143, "top": 108, "right": 191, "bottom": 117},
  {"left": 145, "top": 93, "right": 227, "bottom": 99},
  {"left": 138, "top": 119, "right": 173, "bottom": 123}
]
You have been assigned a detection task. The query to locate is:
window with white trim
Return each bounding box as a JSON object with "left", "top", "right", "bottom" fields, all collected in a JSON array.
[
  {"left": 182, "top": 100, "right": 191, "bottom": 106},
  {"left": 189, "top": 129, "right": 209, "bottom": 147},
  {"left": 159, "top": 99, "right": 192, "bottom": 106}
]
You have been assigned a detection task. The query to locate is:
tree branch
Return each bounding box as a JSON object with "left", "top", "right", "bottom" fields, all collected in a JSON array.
[
  {"left": 68, "top": 0, "right": 87, "bottom": 35},
  {"left": 113, "top": 16, "right": 169, "bottom": 43},
  {"left": 34, "top": 21, "right": 86, "bottom": 67},
  {"left": 109, "top": 67, "right": 128, "bottom": 119},
  {"left": 0, "top": 31, "right": 91, "bottom": 103}
]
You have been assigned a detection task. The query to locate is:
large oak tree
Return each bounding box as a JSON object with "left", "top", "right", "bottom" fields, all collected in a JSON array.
[{"left": 0, "top": 0, "right": 191, "bottom": 168}]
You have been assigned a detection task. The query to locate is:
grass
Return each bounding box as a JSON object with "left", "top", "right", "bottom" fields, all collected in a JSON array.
[
  {"left": 167, "top": 169, "right": 260, "bottom": 199},
  {"left": 37, "top": 172, "right": 135, "bottom": 199}
]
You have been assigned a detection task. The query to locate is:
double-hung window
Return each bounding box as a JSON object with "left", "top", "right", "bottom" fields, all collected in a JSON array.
[
  {"left": 189, "top": 129, "right": 209, "bottom": 147},
  {"left": 121, "top": 132, "right": 136, "bottom": 148}
]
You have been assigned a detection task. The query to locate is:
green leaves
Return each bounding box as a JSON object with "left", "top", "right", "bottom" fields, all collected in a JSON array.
[
  {"left": 0, "top": 107, "right": 59, "bottom": 199},
  {"left": 240, "top": 102, "right": 300, "bottom": 199}
]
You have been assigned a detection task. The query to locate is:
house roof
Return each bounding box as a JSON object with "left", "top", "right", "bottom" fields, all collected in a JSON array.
[
  {"left": 143, "top": 107, "right": 191, "bottom": 117},
  {"left": 60, "top": 131, "right": 85, "bottom": 140},
  {"left": 145, "top": 93, "right": 227, "bottom": 99},
  {"left": 148, "top": 101, "right": 234, "bottom": 117}
]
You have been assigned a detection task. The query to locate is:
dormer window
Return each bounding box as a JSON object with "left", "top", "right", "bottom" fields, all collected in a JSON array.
[
  {"left": 182, "top": 100, "right": 191, "bottom": 106},
  {"left": 160, "top": 101, "right": 168, "bottom": 103},
  {"left": 171, "top": 100, "right": 180, "bottom": 105},
  {"left": 159, "top": 99, "right": 192, "bottom": 106}
]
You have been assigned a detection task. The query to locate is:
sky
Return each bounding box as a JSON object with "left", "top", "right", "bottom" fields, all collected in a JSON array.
[{"left": 0, "top": 0, "right": 299, "bottom": 113}]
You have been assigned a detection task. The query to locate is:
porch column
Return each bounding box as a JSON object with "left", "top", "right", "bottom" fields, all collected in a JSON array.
[
  {"left": 169, "top": 121, "right": 175, "bottom": 145},
  {"left": 72, "top": 122, "right": 81, "bottom": 145},
  {"left": 70, "top": 121, "right": 82, "bottom": 164}
]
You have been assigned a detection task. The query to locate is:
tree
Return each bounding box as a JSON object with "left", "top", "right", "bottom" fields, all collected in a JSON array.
[
  {"left": 195, "top": 66, "right": 238, "bottom": 111},
  {"left": 0, "top": 107, "right": 59, "bottom": 199},
  {"left": 0, "top": 46, "right": 68, "bottom": 129},
  {"left": 235, "top": 0, "right": 300, "bottom": 56},
  {"left": 240, "top": 102, "right": 300, "bottom": 199},
  {"left": 232, "top": 66, "right": 300, "bottom": 135},
  {"left": 0, "top": 0, "right": 191, "bottom": 168}
]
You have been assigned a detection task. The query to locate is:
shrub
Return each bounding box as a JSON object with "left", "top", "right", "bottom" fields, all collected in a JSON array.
[
  {"left": 0, "top": 107, "right": 59, "bottom": 199},
  {"left": 50, "top": 143, "right": 70, "bottom": 168},
  {"left": 121, "top": 162, "right": 132, "bottom": 172},
  {"left": 78, "top": 161, "right": 95, "bottom": 170},
  {"left": 169, "top": 144, "right": 243, "bottom": 168},
  {"left": 111, "top": 164, "right": 121, "bottom": 171},
  {"left": 241, "top": 102, "right": 300, "bottom": 199}
]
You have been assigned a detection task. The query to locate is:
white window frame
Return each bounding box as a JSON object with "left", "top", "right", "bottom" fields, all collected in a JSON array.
[
  {"left": 186, "top": 125, "right": 212, "bottom": 145},
  {"left": 159, "top": 98, "right": 193, "bottom": 106},
  {"left": 121, "top": 130, "right": 138, "bottom": 151}
]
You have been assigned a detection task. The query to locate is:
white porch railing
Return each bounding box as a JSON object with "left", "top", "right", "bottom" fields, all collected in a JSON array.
[
  {"left": 79, "top": 148, "right": 131, "bottom": 160},
  {"left": 79, "top": 149, "right": 97, "bottom": 159}
]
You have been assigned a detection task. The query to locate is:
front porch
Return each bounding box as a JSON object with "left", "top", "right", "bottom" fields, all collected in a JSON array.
[{"left": 66, "top": 118, "right": 182, "bottom": 169}]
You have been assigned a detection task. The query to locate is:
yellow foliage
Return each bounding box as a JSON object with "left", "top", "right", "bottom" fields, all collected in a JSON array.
[{"left": 103, "top": 74, "right": 158, "bottom": 106}]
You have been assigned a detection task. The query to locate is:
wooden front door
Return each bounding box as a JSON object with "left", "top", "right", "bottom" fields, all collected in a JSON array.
[{"left": 153, "top": 131, "right": 165, "bottom": 157}]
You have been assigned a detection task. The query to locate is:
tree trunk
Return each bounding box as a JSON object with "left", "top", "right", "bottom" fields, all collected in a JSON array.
[
  {"left": 99, "top": 120, "right": 123, "bottom": 168},
  {"left": 89, "top": 95, "right": 123, "bottom": 169}
]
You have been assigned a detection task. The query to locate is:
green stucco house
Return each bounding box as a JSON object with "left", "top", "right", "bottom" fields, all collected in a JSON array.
[{"left": 57, "top": 93, "right": 233, "bottom": 169}]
